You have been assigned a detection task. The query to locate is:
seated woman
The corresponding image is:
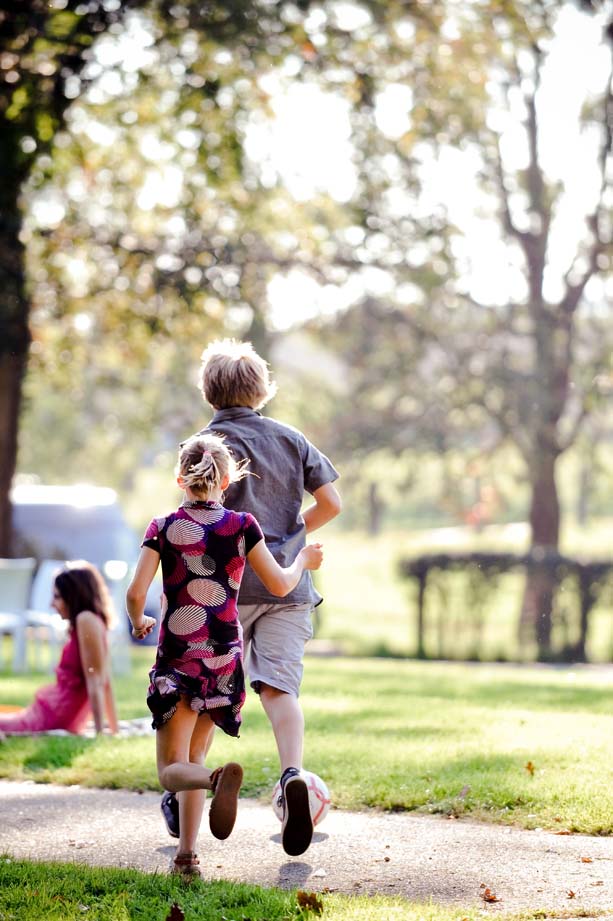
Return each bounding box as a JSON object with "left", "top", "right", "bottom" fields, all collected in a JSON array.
[{"left": 0, "top": 561, "right": 118, "bottom": 736}]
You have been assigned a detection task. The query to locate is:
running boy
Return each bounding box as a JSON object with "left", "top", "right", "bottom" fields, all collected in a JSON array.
[
  {"left": 162, "top": 338, "right": 341, "bottom": 857},
  {"left": 127, "top": 432, "right": 323, "bottom": 875}
]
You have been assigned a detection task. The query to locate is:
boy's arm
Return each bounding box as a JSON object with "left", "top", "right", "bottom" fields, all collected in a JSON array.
[
  {"left": 247, "top": 539, "right": 323, "bottom": 597},
  {"left": 303, "top": 482, "right": 341, "bottom": 534}
]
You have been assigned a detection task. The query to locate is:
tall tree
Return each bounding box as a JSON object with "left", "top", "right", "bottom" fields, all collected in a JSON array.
[
  {"left": 0, "top": 0, "right": 149, "bottom": 554},
  {"left": 314, "top": 1, "right": 612, "bottom": 655},
  {"left": 1, "top": 0, "right": 334, "bottom": 551}
]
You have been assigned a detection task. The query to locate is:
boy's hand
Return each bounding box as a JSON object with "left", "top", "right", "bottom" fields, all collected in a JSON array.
[
  {"left": 131, "top": 615, "right": 157, "bottom": 641},
  {"left": 301, "top": 542, "right": 323, "bottom": 570}
]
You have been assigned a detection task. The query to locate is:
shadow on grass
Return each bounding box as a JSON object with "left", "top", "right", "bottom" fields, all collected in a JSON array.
[
  {"left": 23, "top": 737, "right": 91, "bottom": 772},
  {"left": 308, "top": 658, "right": 613, "bottom": 715},
  {"left": 0, "top": 736, "right": 91, "bottom": 775}
]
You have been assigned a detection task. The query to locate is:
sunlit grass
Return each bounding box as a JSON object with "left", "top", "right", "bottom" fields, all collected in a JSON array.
[
  {"left": 1, "top": 857, "right": 606, "bottom": 921},
  {"left": 315, "top": 524, "right": 613, "bottom": 660},
  {"left": 1, "top": 653, "right": 613, "bottom": 834}
]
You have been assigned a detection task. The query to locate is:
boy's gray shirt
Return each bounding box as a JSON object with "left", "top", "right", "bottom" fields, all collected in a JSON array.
[{"left": 198, "top": 407, "right": 339, "bottom": 606}]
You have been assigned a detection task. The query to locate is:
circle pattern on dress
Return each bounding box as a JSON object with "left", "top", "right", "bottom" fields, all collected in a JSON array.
[
  {"left": 167, "top": 519, "right": 204, "bottom": 545},
  {"left": 184, "top": 553, "right": 216, "bottom": 576},
  {"left": 226, "top": 556, "right": 245, "bottom": 591},
  {"left": 186, "top": 506, "right": 225, "bottom": 525},
  {"left": 168, "top": 605, "right": 208, "bottom": 636},
  {"left": 215, "top": 513, "right": 242, "bottom": 536},
  {"left": 187, "top": 578, "right": 227, "bottom": 607}
]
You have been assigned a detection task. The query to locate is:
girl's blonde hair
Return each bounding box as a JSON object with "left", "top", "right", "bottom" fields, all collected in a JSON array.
[
  {"left": 177, "top": 433, "right": 249, "bottom": 497},
  {"left": 199, "top": 338, "right": 277, "bottom": 410}
]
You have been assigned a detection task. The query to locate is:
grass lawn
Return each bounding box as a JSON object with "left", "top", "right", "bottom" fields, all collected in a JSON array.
[
  {"left": 0, "top": 857, "right": 603, "bottom": 921},
  {"left": 315, "top": 524, "right": 613, "bottom": 661},
  {"left": 1, "top": 651, "right": 612, "bottom": 835}
]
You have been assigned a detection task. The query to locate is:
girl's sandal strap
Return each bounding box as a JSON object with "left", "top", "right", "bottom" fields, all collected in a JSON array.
[
  {"left": 174, "top": 853, "right": 199, "bottom": 867},
  {"left": 172, "top": 852, "right": 201, "bottom": 876}
]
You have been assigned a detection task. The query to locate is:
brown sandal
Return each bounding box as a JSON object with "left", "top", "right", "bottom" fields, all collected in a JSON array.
[
  {"left": 208, "top": 761, "right": 243, "bottom": 840},
  {"left": 171, "top": 852, "right": 201, "bottom": 878}
]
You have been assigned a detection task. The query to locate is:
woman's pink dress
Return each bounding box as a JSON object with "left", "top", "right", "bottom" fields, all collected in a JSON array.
[{"left": 0, "top": 626, "right": 95, "bottom": 734}]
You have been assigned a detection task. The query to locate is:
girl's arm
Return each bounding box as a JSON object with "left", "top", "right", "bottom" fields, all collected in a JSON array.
[
  {"left": 247, "top": 540, "right": 323, "bottom": 597},
  {"left": 302, "top": 482, "right": 341, "bottom": 534},
  {"left": 75, "top": 611, "right": 113, "bottom": 735},
  {"left": 125, "top": 547, "right": 159, "bottom": 640}
]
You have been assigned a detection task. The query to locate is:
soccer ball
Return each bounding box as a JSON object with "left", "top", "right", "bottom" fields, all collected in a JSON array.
[{"left": 272, "top": 770, "right": 331, "bottom": 827}]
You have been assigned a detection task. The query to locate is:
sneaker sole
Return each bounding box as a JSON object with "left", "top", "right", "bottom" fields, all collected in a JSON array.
[
  {"left": 281, "top": 776, "right": 313, "bottom": 856},
  {"left": 209, "top": 762, "right": 243, "bottom": 840}
]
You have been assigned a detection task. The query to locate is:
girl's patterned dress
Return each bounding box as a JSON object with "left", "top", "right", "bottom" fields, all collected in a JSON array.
[{"left": 142, "top": 499, "right": 263, "bottom": 737}]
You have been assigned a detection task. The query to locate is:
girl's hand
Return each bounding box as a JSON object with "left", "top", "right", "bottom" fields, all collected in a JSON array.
[
  {"left": 301, "top": 542, "right": 323, "bottom": 571},
  {"left": 131, "top": 615, "right": 157, "bottom": 640}
]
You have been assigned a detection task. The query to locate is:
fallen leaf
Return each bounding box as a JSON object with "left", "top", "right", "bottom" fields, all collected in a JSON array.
[
  {"left": 567, "top": 890, "right": 576, "bottom": 899},
  {"left": 165, "top": 904, "right": 185, "bottom": 921},
  {"left": 482, "top": 887, "right": 500, "bottom": 903},
  {"left": 525, "top": 761, "right": 535, "bottom": 776},
  {"left": 301, "top": 41, "right": 317, "bottom": 61},
  {"left": 580, "top": 856, "right": 593, "bottom": 863},
  {"left": 555, "top": 829, "right": 572, "bottom": 835},
  {"left": 296, "top": 891, "right": 324, "bottom": 914}
]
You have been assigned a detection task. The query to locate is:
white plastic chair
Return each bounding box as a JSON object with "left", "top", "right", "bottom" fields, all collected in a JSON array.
[
  {"left": 0, "top": 558, "right": 35, "bottom": 672},
  {"left": 103, "top": 561, "right": 132, "bottom": 676},
  {"left": 26, "top": 560, "right": 68, "bottom": 671}
]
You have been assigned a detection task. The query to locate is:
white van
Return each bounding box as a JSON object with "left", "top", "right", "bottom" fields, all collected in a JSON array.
[{"left": 11, "top": 484, "right": 160, "bottom": 644}]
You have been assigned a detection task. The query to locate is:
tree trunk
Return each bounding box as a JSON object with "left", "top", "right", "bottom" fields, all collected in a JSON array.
[
  {"left": 0, "top": 206, "right": 31, "bottom": 557},
  {"left": 519, "top": 450, "right": 560, "bottom": 659},
  {"left": 367, "top": 481, "right": 383, "bottom": 535}
]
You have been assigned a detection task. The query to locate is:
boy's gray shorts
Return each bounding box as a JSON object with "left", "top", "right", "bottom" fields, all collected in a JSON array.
[{"left": 238, "top": 602, "right": 314, "bottom": 698}]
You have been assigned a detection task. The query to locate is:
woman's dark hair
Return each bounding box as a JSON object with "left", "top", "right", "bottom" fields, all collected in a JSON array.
[{"left": 54, "top": 561, "right": 115, "bottom": 629}]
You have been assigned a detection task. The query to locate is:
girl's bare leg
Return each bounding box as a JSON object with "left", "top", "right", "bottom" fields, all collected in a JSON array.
[
  {"left": 156, "top": 697, "right": 216, "bottom": 792},
  {"left": 177, "top": 713, "right": 216, "bottom": 855},
  {"left": 156, "top": 697, "right": 216, "bottom": 855}
]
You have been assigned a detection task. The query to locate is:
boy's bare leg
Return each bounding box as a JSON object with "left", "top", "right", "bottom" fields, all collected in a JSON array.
[
  {"left": 259, "top": 684, "right": 304, "bottom": 771},
  {"left": 260, "top": 683, "right": 313, "bottom": 855}
]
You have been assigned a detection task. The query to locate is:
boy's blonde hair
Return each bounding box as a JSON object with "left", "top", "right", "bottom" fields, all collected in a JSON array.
[
  {"left": 199, "top": 338, "right": 277, "bottom": 410},
  {"left": 177, "top": 433, "right": 248, "bottom": 497}
]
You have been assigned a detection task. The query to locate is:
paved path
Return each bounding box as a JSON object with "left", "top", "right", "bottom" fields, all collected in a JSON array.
[{"left": 1, "top": 780, "right": 613, "bottom": 916}]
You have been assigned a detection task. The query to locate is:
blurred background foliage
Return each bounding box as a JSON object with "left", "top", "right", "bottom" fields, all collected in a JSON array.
[{"left": 1, "top": 2, "right": 612, "bottom": 609}]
